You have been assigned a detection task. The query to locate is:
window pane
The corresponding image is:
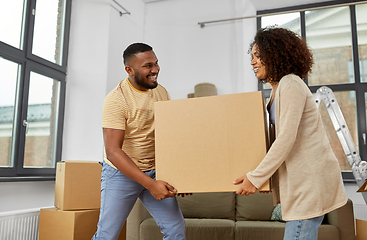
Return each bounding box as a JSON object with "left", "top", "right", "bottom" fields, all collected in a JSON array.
[
  {"left": 306, "top": 7, "right": 353, "bottom": 86},
  {"left": 32, "top": 0, "right": 66, "bottom": 65},
  {"left": 365, "top": 93, "right": 367, "bottom": 148},
  {"left": 262, "top": 12, "right": 301, "bottom": 34},
  {"left": 24, "top": 72, "right": 60, "bottom": 168},
  {"left": 356, "top": 4, "right": 367, "bottom": 83},
  {"left": 261, "top": 13, "right": 301, "bottom": 90},
  {"left": 0, "top": 58, "right": 21, "bottom": 167},
  {"left": 0, "top": 0, "right": 26, "bottom": 49},
  {"left": 318, "top": 91, "right": 357, "bottom": 171}
]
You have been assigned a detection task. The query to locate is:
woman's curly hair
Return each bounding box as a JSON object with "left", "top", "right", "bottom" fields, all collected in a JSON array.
[{"left": 249, "top": 27, "right": 313, "bottom": 84}]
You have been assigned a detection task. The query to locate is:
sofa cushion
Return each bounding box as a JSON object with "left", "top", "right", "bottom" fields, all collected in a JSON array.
[
  {"left": 140, "top": 218, "right": 235, "bottom": 240},
  {"left": 317, "top": 225, "right": 340, "bottom": 240},
  {"left": 176, "top": 192, "right": 236, "bottom": 220},
  {"left": 140, "top": 218, "right": 164, "bottom": 240},
  {"left": 236, "top": 192, "right": 274, "bottom": 221},
  {"left": 234, "top": 221, "right": 339, "bottom": 240},
  {"left": 185, "top": 218, "right": 235, "bottom": 240},
  {"left": 235, "top": 221, "right": 285, "bottom": 240}
]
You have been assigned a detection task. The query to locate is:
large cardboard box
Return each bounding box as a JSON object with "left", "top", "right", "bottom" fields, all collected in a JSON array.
[
  {"left": 55, "top": 161, "right": 102, "bottom": 210},
  {"left": 155, "top": 91, "right": 269, "bottom": 193},
  {"left": 356, "top": 219, "right": 367, "bottom": 240},
  {"left": 38, "top": 208, "right": 126, "bottom": 240}
]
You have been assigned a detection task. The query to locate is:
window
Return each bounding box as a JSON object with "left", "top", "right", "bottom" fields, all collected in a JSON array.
[
  {"left": 0, "top": 0, "right": 71, "bottom": 180},
  {"left": 257, "top": 0, "right": 367, "bottom": 181}
]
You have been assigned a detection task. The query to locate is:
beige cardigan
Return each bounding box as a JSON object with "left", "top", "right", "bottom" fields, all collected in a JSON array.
[{"left": 247, "top": 74, "right": 347, "bottom": 221}]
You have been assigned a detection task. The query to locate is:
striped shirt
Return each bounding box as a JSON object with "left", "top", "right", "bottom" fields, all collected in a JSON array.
[{"left": 102, "top": 78, "right": 170, "bottom": 171}]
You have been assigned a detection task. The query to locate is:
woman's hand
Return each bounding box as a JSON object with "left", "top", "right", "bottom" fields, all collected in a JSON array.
[
  {"left": 233, "top": 174, "right": 257, "bottom": 196},
  {"left": 177, "top": 193, "right": 193, "bottom": 197},
  {"left": 259, "top": 190, "right": 272, "bottom": 194}
]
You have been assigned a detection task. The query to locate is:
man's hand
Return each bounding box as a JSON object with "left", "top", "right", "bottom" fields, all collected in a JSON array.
[
  {"left": 234, "top": 174, "right": 257, "bottom": 196},
  {"left": 148, "top": 180, "right": 177, "bottom": 200}
]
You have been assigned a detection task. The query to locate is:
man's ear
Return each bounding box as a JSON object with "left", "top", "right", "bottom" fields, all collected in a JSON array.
[{"left": 125, "top": 66, "right": 134, "bottom": 76}]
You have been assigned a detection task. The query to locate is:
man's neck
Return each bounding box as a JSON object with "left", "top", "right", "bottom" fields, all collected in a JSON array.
[{"left": 127, "top": 77, "right": 148, "bottom": 92}]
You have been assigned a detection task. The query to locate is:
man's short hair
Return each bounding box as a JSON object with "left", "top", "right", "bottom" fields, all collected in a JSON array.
[{"left": 123, "top": 43, "right": 153, "bottom": 66}]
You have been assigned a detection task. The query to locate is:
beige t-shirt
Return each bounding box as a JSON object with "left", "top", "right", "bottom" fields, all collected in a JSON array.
[{"left": 102, "top": 78, "right": 170, "bottom": 171}]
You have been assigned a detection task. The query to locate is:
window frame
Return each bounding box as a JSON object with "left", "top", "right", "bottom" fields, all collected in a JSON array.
[
  {"left": 0, "top": 0, "right": 71, "bottom": 181},
  {"left": 256, "top": 0, "right": 367, "bottom": 182}
]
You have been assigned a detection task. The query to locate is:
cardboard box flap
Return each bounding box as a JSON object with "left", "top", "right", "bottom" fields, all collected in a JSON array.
[
  {"left": 357, "top": 180, "right": 367, "bottom": 192},
  {"left": 61, "top": 160, "right": 100, "bottom": 164}
]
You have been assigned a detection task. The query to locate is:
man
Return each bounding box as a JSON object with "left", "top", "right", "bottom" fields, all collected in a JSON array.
[{"left": 92, "top": 43, "right": 186, "bottom": 240}]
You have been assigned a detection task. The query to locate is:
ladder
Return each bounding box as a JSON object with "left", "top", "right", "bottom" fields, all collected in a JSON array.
[{"left": 313, "top": 86, "right": 367, "bottom": 204}]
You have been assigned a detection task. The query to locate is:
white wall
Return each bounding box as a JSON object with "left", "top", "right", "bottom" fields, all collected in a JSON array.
[
  {"left": 0, "top": 181, "right": 55, "bottom": 212},
  {"left": 144, "top": 0, "right": 258, "bottom": 100},
  {"left": 62, "top": 0, "right": 110, "bottom": 162},
  {"left": 106, "top": 0, "right": 146, "bottom": 93}
]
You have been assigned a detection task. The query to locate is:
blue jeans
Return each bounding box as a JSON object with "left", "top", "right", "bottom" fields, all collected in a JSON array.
[
  {"left": 283, "top": 215, "right": 324, "bottom": 240},
  {"left": 92, "top": 162, "right": 186, "bottom": 240}
]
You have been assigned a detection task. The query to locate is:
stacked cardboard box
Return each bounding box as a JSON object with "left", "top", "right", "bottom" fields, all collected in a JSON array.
[
  {"left": 39, "top": 161, "right": 126, "bottom": 240},
  {"left": 356, "top": 219, "right": 367, "bottom": 240},
  {"left": 356, "top": 180, "right": 367, "bottom": 240}
]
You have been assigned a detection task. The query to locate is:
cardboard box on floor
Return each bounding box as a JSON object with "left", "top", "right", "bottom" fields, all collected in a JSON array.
[
  {"left": 55, "top": 161, "right": 102, "bottom": 210},
  {"left": 38, "top": 208, "right": 126, "bottom": 240},
  {"left": 356, "top": 219, "right": 367, "bottom": 240},
  {"left": 155, "top": 91, "right": 270, "bottom": 193}
]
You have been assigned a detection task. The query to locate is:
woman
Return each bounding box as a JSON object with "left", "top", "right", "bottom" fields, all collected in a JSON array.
[{"left": 234, "top": 27, "right": 348, "bottom": 240}]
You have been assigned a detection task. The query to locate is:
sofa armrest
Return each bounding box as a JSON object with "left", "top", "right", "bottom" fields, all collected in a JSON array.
[
  {"left": 126, "top": 199, "right": 152, "bottom": 240},
  {"left": 326, "top": 199, "right": 356, "bottom": 240}
]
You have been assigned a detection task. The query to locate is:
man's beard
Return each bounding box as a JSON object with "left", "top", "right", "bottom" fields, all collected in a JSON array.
[{"left": 135, "top": 71, "right": 158, "bottom": 90}]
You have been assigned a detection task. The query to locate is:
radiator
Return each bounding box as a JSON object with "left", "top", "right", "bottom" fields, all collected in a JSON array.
[
  {"left": 354, "top": 203, "right": 367, "bottom": 221},
  {"left": 0, "top": 208, "right": 40, "bottom": 240}
]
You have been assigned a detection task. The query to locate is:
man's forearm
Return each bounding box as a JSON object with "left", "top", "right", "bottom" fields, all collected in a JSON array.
[{"left": 107, "top": 149, "right": 155, "bottom": 188}]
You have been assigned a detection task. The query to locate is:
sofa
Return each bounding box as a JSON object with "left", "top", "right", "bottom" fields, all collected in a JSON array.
[{"left": 126, "top": 192, "right": 356, "bottom": 240}]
